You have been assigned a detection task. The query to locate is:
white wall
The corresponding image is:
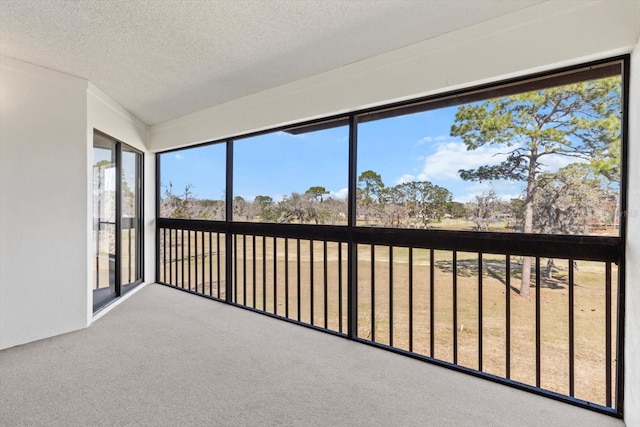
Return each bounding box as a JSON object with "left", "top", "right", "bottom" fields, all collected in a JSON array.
[
  {"left": 625, "top": 37, "right": 640, "bottom": 427},
  {"left": 0, "top": 56, "right": 89, "bottom": 349},
  {"left": 87, "top": 84, "right": 155, "bottom": 324},
  {"left": 0, "top": 58, "right": 154, "bottom": 349}
]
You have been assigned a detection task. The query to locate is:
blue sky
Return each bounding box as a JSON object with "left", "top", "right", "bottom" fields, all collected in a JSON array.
[{"left": 160, "top": 106, "right": 580, "bottom": 204}]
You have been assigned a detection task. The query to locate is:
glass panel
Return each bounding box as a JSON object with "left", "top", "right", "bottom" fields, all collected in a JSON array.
[
  {"left": 357, "top": 73, "right": 622, "bottom": 235},
  {"left": 233, "top": 123, "right": 349, "bottom": 224},
  {"left": 160, "top": 143, "right": 226, "bottom": 220},
  {"left": 121, "top": 146, "right": 142, "bottom": 286},
  {"left": 92, "top": 134, "right": 117, "bottom": 310},
  {"left": 154, "top": 60, "right": 624, "bottom": 411}
]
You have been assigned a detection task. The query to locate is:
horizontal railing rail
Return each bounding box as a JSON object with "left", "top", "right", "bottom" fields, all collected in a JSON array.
[{"left": 158, "top": 218, "right": 620, "bottom": 262}]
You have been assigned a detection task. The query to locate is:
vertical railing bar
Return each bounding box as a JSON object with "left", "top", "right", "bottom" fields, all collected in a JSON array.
[
  {"left": 181, "top": 229, "right": 185, "bottom": 289},
  {"left": 252, "top": 235, "right": 257, "bottom": 308},
  {"left": 179, "top": 229, "right": 183, "bottom": 287},
  {"left": 198, "top": 231, "right": 202, "bottom": 292},
  {"left": 535, "top": 256, "right": 541, "bottom": 388},
  {"left": 568, "top": 258, "right": 575, "bottom": 397},
  {"left": 478, "top": 252, "right": 483, "bottom": 372},
  {"left": 409, "top": 247, "right": 413, "bottom": 353},
  {"left": 453, "top": 250, "right": 458, "bottom": 365},
  {"left": 506, "top": 255, "right": 511, "bottom": 380},
  {"left": 430, "top": 248, "right": 435, "bottom": 358},
  {"left": 262, "top": 236, "right": 266, "bottom": 311},
  {"left": 208, "top": 231, "right": 212, "bottom": 296},
  {"left": 310, "top": 239, "right": 315, "bottom": 326},
  {"left": 285, "top": 238, "right": 289, "bottom": 318},
  {"left": 160, "top": 227, "right": 164, "bottom": 285},
  {"left": 188, "top": 230, "right": 191, "bottom": 291},
  {"left": 273, "top": 237, "right": 278, "bottom": 315},
  {"left": 175, "top": 229, "right": 178, "bottom": 287},
  {"left": 170, "top": 229, "right": 174, "bottom": 286},
  {"left": 177, "top": 229, "right": 180, "bottom": 287},
  {"left": 297, "top": 239, "right": 301, "bottom": 321},
  {"left": 350, "top": 242, "right": 358, "bottom": 339},
  {"left": 196, "top": 231, "right": 200, "bottom": 293},
  {"left": 202, "top": 232, "right": 205, "bottom": 294},
  {"left": 338, "top": 243, "right": 343, "bottom": 334},
  {"left": 163, "top": 228, "right": 167, "bottom": 283},
  {"left": 606, "top": 260, "right": 612, "bottom": 407},
  {"left": 389, "top": 245, "right": 394, "bottom": 348},
  {"left": 174, "top": 229, "right": 178, "bottom": 286},
  {"left": 176, "top": 229, "right": 180, "bottom": 286},
  {"left": 194, "top": 231, "right": 198, "bottom": 293},
  {"left": 243, "top": 234, "right": 247, "bottom": 306},
  {"left": 224, "top": 230, "right": 233, "bottom": 302},
  {"left": 371, "top": 245, "right": 376, "bottom": 342},
  {"left": 168, "top": 228, "right": 173, "bottom": 286},
  {"left": 234, "top": 234, "right": 238, "bottom": 303},
  {"left": 216, "top": 232, "right": 221, "bottom": 298},
  {"left": 323, "top": 240, "right": 328, "bottom": 330}
]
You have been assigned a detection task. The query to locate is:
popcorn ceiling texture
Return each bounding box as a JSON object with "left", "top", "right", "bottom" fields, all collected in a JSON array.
[{"left": 0, "top": 0, "right": 542, "bottom": 125}]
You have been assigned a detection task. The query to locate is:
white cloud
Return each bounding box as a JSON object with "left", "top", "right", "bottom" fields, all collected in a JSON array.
[
  {"left": 418, "top": 139, "right": 588, "bottom": 182},
  {"left": 538, "top": 154, "right": 588, "bottom": 173},
  {"left": 415, "top": 134, "right": 450, "bottom": 146},
  {"left": 417, "top": 141, "right": 515, "bottom": 182},
  {"left": 402, "top": 139, "right": 528, "bottom": 202},
  {"left": 395, "top": 174, "right": 416, "bottom": 185},
  {"left": 329, "top": 187, "right": 348, "bottom": 200},
  {"left": 174, "top": 153, "right": 183, "bottom": 160}
]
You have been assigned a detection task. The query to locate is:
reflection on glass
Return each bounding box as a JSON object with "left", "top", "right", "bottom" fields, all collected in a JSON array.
[
  {"left": 160, "top": 143, "right": 226, "bottom": 220},
  {"left": 121, "top": 147, "right": 142, "bottom": 286},
  {"left": 233, "top": 124, "right": 349, "bottom": 224},
  {"left": 93, "top": 137, "right": 117, "bottom": 308}
]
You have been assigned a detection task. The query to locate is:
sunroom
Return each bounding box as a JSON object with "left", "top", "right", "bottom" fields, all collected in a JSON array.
[{"left": 1, "top": 1, "right": 639, "bottom": 425}]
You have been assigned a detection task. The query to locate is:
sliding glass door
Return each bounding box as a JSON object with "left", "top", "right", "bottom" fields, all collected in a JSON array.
[{"left": 93, "top": 131, "right": 143, "bottom": 312}]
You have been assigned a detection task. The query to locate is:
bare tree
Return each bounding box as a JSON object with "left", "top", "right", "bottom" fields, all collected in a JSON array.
[
  {"left": 533, "top": 163, "right": 612, "bottom": 235},
  {"left": 467, "top": 190, "right": 500, "bottom": 231},
  {"left": 161, "top": 182, "right": 196, "bottom": 219}
]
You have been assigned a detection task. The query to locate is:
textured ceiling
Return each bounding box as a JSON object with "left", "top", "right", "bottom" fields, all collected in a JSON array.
[{"left": 0, "top": 0, "right": 544, "bottom": 125}]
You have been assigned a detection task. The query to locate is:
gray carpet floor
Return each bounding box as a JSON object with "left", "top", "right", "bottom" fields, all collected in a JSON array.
[{"left": 0, "top": 284, "right": 625, "bottom": 426}]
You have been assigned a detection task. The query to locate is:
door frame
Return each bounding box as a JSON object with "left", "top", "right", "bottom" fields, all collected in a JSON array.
[{"left": 93, "top": 130, "right": 144, "bottom": 313}]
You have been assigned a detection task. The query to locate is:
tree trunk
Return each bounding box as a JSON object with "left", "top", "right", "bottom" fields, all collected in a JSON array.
[
  {"left": 520, "top": 155, "right": 537, "bottom": 298},
  {"left": 545, "top": 258, "right": 555, "bottom": 279}
]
